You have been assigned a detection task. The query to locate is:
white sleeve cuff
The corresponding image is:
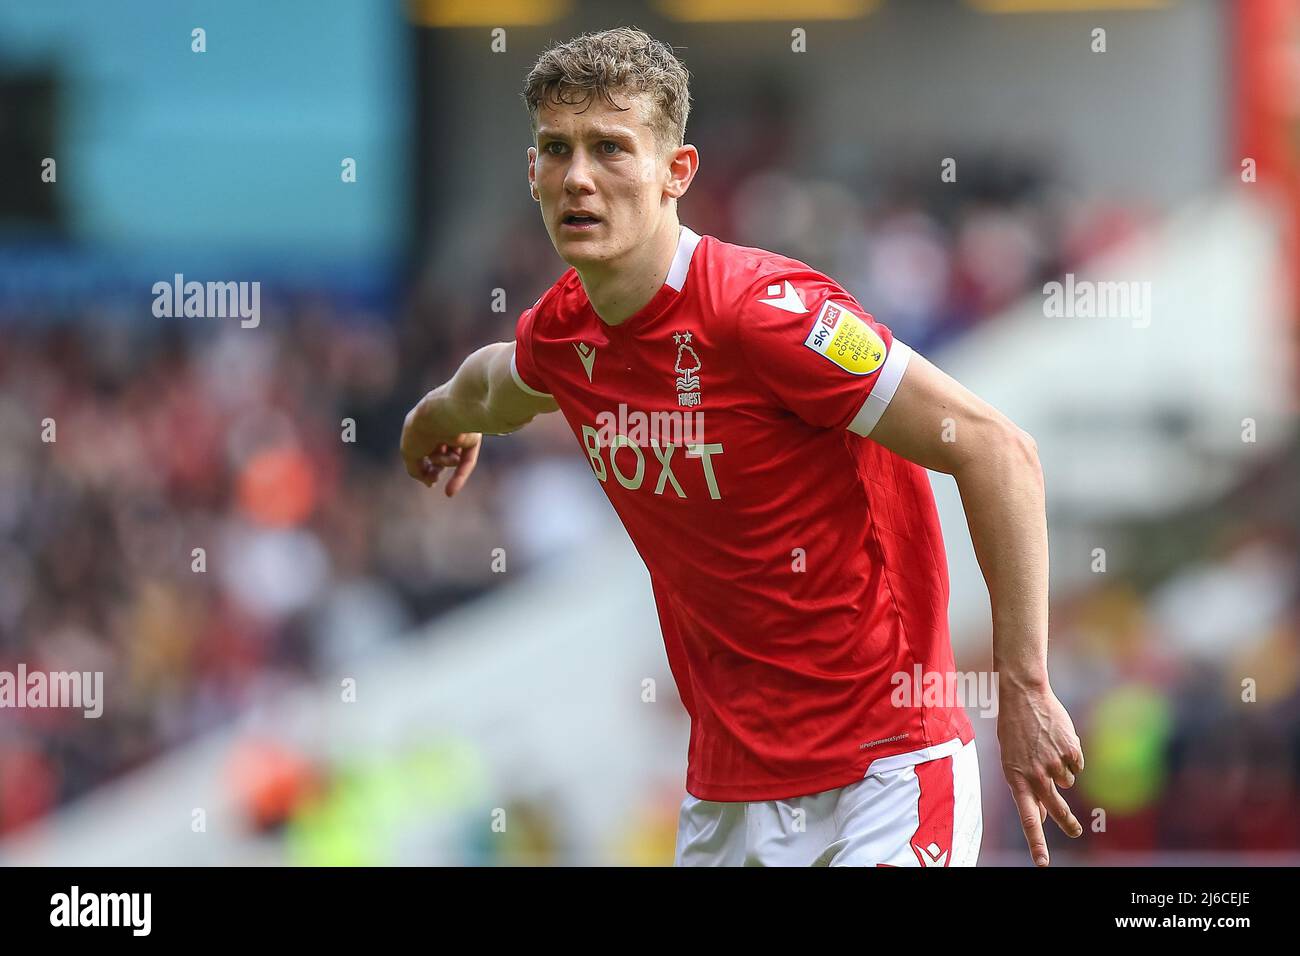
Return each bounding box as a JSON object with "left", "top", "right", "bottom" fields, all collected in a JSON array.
[
  {"left": 847, "top": 340, "right": 912, "bottom": 437},
  {"left": 510, "top": 348, "right": 552, "bottom": 398}
]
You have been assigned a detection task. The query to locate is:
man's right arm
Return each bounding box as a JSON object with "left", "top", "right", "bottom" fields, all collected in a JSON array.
[{"left": 400, "top": 342, "right": 558, "bottom": 495}]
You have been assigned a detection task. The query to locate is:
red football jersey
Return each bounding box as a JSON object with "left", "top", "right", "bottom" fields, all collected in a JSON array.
[{"left": 512, "top": 225, "right": 974, "bottom": 801}]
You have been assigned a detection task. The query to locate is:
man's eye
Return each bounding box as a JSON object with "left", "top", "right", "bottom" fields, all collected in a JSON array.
[
  {"left": 544, "top": 142, "right": 566, "bottom": 155},
  {"left": 600, "top": 141, "right": 619, "bottom": 154}
]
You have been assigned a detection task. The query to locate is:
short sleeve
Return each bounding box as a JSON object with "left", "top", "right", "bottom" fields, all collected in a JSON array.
[
  {"left": 737, "top": 271, "right": 912, "bottom": 436},
  {"left": 510, "top": 305, "right": 552, "bottom": 398}
]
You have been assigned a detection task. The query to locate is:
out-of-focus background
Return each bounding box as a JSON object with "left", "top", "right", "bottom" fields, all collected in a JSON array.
[{"left": 0, "top": 0, "right": 1297, "bottom": 866}]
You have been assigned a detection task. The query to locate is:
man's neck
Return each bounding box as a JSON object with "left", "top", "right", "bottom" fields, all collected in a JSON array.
[{"left": 576, "top": 219, "right": 682, "bottom": 327}]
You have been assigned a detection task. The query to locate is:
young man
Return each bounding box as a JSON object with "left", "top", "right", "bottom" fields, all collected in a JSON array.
[{"left": 400, "top": 27, "right": 1085, "bottom": 866}]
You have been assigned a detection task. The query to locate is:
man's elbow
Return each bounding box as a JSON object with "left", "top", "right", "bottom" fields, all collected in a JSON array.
[
  {"left": 952, "top": 419, "right": 1041, "bottom": 484},
  {"left": 1006, "top": 424, "right": 1043, "bottom": 487}
]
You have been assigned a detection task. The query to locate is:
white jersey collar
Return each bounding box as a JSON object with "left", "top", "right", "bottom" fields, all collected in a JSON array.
[{"left": 665, "top": 225, "right": 702, "bottom": 293}]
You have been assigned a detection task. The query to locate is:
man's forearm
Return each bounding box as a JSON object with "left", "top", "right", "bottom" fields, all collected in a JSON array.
[
  {"left": 951, "top": 428, "right": 1049, "bottom": 690},
  {"left": 419, "top": 342, "right": 541, "bottom": 436},
  {"left": 421, "top": 344, "right": 495, "bottom": 434}
]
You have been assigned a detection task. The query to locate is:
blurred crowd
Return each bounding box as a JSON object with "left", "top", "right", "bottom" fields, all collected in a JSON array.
[
  {"left": 0, "top": 146, "right": 1280, "bottom": 864},
  {"left": 1035, "top": 467, "right": 1300, "bottom": 859}
]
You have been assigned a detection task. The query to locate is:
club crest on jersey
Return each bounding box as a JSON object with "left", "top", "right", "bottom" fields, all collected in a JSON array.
[
  {"left": 803, "top": 300, "right": 887, "bottom": 375},
  {"left": 673, "top": 331, "right": 702, "bottom": 407}
]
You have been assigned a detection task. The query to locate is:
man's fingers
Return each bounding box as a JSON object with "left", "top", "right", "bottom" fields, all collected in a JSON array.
[
  {"left": 1054, "top": 765, "right": 1077, "bottom": 790},
  {"left": 1065, "top": 746, "right": 1085, "bottom": 774},
  {"left": 399, "top": 428, "right": 481, "bottom": 494},
  {"left": 1013, "top": 786, "right": 1050, "bottom": 867},
  {"left": 404, "top": 457, "right": 435, "bottom": 486},
  {"left": 422, "top": 451, "right": 462, "bottom": 469},
  {"left": 1036, "top": 777, "right": 1083, "bottom": 838},
  {"left": 401, "top": 448, "right": 462, "bottom": 487},
  {"left": 444, "top": 440, "right": 480, "bottom": 497}
]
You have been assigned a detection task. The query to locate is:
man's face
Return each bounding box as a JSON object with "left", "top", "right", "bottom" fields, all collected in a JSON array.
[{"left": 528, "top": 91, "right": 677, "bottom": 268}]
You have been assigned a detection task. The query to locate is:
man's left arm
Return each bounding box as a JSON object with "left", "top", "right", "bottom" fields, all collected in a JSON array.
[{"left": 868, "top": 350, "right": 1086, "bottom": 868}]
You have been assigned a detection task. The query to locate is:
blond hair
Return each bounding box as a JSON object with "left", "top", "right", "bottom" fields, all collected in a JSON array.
[{"left": 522, "top": 27, "right": 691, "bottom": 152}]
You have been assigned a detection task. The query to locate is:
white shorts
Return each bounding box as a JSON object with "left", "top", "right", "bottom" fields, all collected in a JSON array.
[{"left": 674, "top": 737, "right": 982, "bottom": 866}]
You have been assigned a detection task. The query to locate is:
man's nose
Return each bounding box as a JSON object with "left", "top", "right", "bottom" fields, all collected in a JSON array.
[{"left": 564, "top": 148, "right": 596, "bottom": 193}]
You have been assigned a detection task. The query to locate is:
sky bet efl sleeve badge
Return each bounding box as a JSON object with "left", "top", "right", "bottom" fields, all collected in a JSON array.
[{"left": 803, "top": 300, "right": 887, "bottom": 375}]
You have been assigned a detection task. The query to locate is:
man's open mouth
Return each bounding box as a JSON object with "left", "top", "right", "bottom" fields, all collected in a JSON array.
[{"left": 562, "top": 215, "right": 601, "bottom": 226}]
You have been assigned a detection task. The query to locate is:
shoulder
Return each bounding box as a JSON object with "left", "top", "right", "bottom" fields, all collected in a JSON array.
[
  {"left": 698, "top": 236, "right": 839, "bottom": 321},
  {"left": 704, "top": 239, "right": 887, "bottom": 378},
  {"left": 525, "top": 268, "right": 584, "bottom": 333}
]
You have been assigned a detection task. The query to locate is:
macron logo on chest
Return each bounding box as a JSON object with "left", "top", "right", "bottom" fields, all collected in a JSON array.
[{"left": 573, "top": 342, "right": 596, "bottom": 382}]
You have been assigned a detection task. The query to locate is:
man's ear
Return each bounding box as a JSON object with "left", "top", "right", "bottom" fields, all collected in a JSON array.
[
  {"left": 527, "top": 146, "right": 539, "bottom": 201},
  {"left": 664, "top": 143, "right": 699, "bottom": 201}
]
